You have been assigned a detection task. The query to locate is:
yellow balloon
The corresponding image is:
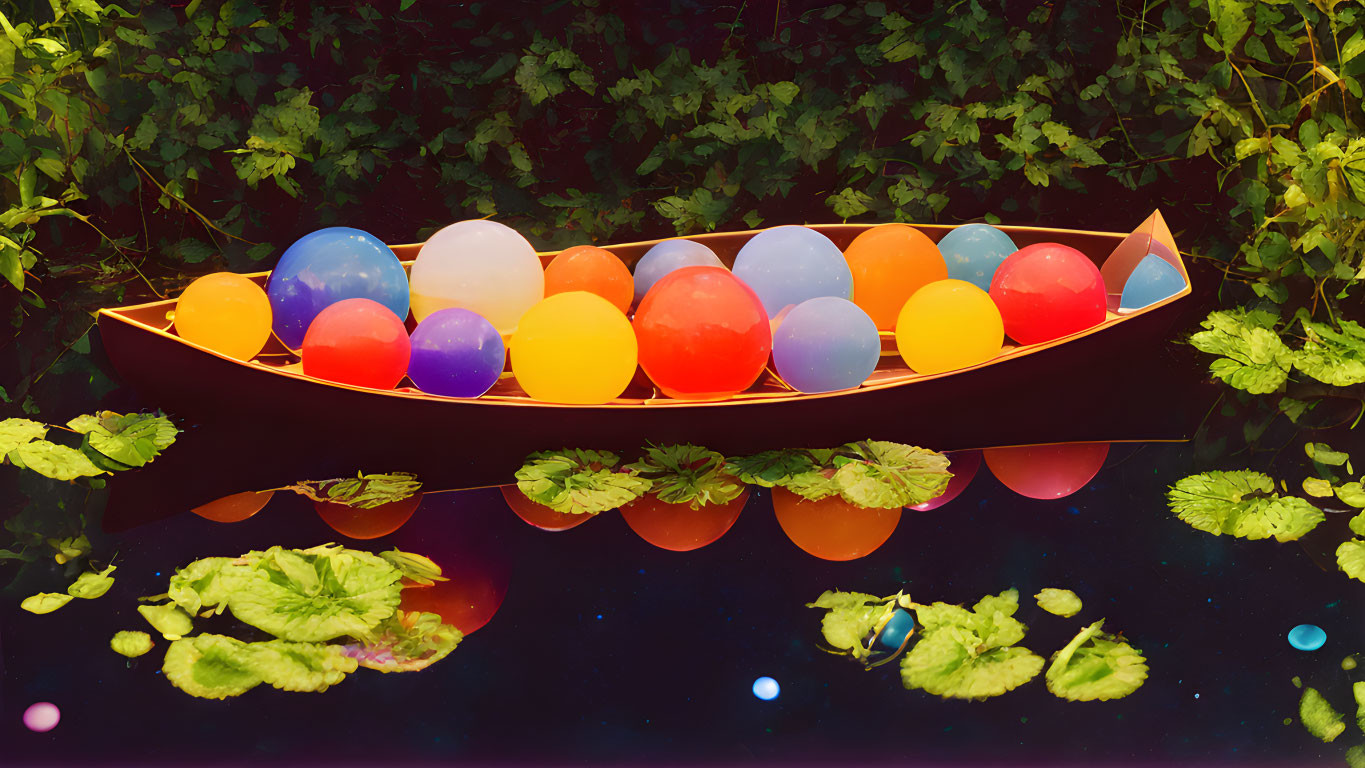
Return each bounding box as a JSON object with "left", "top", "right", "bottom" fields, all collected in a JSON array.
[
  {"left": 174, "top": 273, "right": 273, "bottom": 361},
  {"left": 510, "top": 291, "right": 638, "bottom": 404},
  {"left": 895, "top": 279, "right": 1003, "bottom": 374}
]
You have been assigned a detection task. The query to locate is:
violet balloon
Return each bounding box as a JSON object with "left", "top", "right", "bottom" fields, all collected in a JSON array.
[
  {"left": 911, "top": 450, "right": 981, "bottom": 511},
  {"left": 632, "top": 240, "right": 724, "bottom": 307},
  {"left": 772, "top": 297, "right": 880, "bottom": 393},
  {"left": 407, "top": 308, "right": 506, "bottom": 398},
  {"left": 267, "top": 227, "right": 409, "bottom": 349},
  {"left": 733, "top": 226, "right": 852, "bottom": 318}
]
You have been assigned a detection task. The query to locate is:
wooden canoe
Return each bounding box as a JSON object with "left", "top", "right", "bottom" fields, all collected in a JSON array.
[{"left": 97, "top": 212, "right": 1208, "bottom": 492}]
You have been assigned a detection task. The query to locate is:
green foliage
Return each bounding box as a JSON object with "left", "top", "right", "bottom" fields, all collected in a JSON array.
[
  {"left": 0, "top": 412, "right": 177, "bottom": 481},
  {"left": 514, "top": 448, "right": 651, "bottom": 515},
  {"left": 900, "top": 589, "right": 1044, "bottom": 701},
  {"left": 734, "top": 442, "right": 951, "bottom": 509},
  {"left": 1045, "top": 620, "right": 1148, "bottom": 702},
  {"left": 110, "top": 630, "right": 153, "bottom": 658},
  {"left": 624, "top": 443, "right": 744, "bottom": 509},
  {"left": 1301, "top": 686, "right": 1347, "bottom": 743},
  {"left": 805, "top": 589, "right": 902, "bottom": 661},
  {"left": 1035, "top": 588, "right": 1083, "bottom": 618},
  {"left": 282, "top": 472, "right": 421, "bottom": 509},
  {"left": 1166, "top": 470, "right": 1325, "bottom": 541},
  {"left": 341, "top": 610, "right": 462, "bottom": 673}
]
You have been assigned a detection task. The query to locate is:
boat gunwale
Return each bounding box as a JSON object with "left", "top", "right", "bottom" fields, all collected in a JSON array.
[{"left": 96, "top": 221, "right": 1191, "bottom": 410}]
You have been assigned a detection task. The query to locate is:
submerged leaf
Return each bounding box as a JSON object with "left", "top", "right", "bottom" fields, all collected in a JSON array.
[
  {"left": 624, "top": 443, "right": 744, "bottom": 508},
  {"left": 341, "top": 610, "right": 463, "bottom": 672},
  {"left": 139, "top": 603, "right": 195, "bottom": 639},
  {"left": 829, "top": 441, "right": 952, "bottom": 509},
  {"left": 1305, "top": 442, "right": 1351, "bottom": 466},
  {"left": 223, "top": 546, "right": 402, "bottom": 642},
  {"left": 110, "top": 630, "right": 154, "bottom": 658},
  {"left": 21, "top": 592, "right": 74, "bottom": 614},
  {"left": 0, "top": 418, "right": 47, "bottom": 454},
  {"left": 162, "top": 634, "right": 263, "bottom": 700},
  {"left": 285, "top": 472, "right": 422, "bottom": 509},
  {"left": 1300, "top": 686, "right": 1346, "bottom": 742},
  {"left": 1035, "top": 588, "right": 1083, "bottom": 618},
  {"left": 1167, "top": 471, "right": 1324, "bottom": 541},
  {"left": 515, "top": 449, "right": 650, "bottom": 515},
  {"left": 67, "top": 564, "right": 116, "bottom": 599},
  {"left": 1045, "top": 620, "right": 1148, "bottom": 701}
]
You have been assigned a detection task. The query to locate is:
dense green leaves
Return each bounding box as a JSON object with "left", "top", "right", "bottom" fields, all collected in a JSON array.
[
  {"left": 624, "top": 443, "right": 744, "bottom": 509},
  {"left": 737, "top": 442, "right": 950, "bottom": 509},
  {"left": 2, "top": 412, "right": 177, "bottom": 481},
  {"left": 515, "top": 449, "right": 650, "bottom": 515},
  {"left": 1045, "top": 620, "right": 1148, "bottom": 702},
  {"left": 1188, "top": 311, "right": 1294, "bottom": 394},
  {"left": 1166, "top": 471, "right": 1324, "bottom": 541},
  {"left": 284, "top": 472, "right": 422, "bottom": 509},
  {"left": 900, "top": 589, "right": 1044, "bottom": 700},
  {"left": 1300, "top": 687, "right": 1347, "bottom": 743}
]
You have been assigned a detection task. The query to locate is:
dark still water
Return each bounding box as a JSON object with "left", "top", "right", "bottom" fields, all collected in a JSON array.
[{"left": 1, "top": 425, "right": 1355, "bottom": 765}]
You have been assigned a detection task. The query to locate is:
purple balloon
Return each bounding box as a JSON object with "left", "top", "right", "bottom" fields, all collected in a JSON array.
[
  {"left": 772, "top": 297, "right": 880, "bottom": 393},
  {"left": 408, "top": 309, "right": 505, "bottom": 398}
]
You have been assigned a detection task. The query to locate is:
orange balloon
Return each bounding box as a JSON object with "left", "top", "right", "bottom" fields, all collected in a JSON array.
[
  {"left": 544, "top": 245, "right": 634, "bottom": 314},
  {"left": 771, "top": 487, "right": 901, "bottom": 561},
  {"left": 983, "top": 442, "right": 1110, "bottom": 499},
  {"left": 191, "top": 491, "right": 274, "bottom": 523},
  {"left": 315, "top": 493, "right": 422, "bottom": 539},
  {"left": 844, "top": 224, "right": 949, "bottom": 330},
  {"left": 500, "top": 485, "right": 595, "bottom": 531},
  {"left": 399, "top": 560, "right": 508, "bottom": 636},
  {"left": 620, "top": 490, "right": 748, "bottom": 551}
]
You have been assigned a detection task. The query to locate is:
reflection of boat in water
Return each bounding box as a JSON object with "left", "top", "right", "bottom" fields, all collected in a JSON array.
[{"left": 96, "top": 215, "right": 1211, "bottom": 489}]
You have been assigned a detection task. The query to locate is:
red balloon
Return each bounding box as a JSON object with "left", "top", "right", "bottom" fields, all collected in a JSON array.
[
  {"left": 398, "top": 541, "right": 508, "bottom": 635},
  {"left": 772, "top": 488, "right": 901, "bottom": 561},
  {"left": 301, "top": 298, "right": 411, "bottom": 389},
  {"left": 620, "top": 490, "right": 748, "bottom": 551},
  {"left": 910, "top": 450, "right": 981, "bottom": 511},
  {"left": 633, "top": 266, "right": 771, "bottom": 400},
  {"left": 988, "top": 243, "right": 1107, "bottom": 344},
  {"left": 316, "top": 493, "right": 422, "bottom": 539},
  {"left": 500, "top": 485, "right": 595, "bottom": 531},
  {"left": 983, "top": 442, "right": 1109, "bottom": 499}
]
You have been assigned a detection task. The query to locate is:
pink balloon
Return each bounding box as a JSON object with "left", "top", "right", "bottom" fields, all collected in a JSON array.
[
  {"left": 983, "top": 442, "right": 1110, "bottom": 500},
  {"left": 911, "top": 450, "right": 981, "bottom": 511}
]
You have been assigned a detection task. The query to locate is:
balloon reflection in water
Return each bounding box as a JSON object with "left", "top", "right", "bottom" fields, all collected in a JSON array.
[
  {"left": 392, "top": 491, "right": 510, "bottom": 635},
  {"left": 910, "top": 450, "right": 981, "bottom": 511},
  {"left": 500, "top": 485, "right": 595, "bottom": 531},
  {"left": 315, "top": 493, "right": 422, "bottom": 539},
  {"left": 983, "top": 442, "right": 1110, "bottom": 500},
  {"left": 191, "top": 491, "right": 275, "bottom": 523},
  {"left": 772, "top": 488, "right": 901, "bottom": 561},
  {"left": 620, "top": 490, "right": 748, "bottom": 551}
]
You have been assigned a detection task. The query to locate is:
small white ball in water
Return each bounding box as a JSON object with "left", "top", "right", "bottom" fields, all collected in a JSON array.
[
  {"left": 752, "top": 676, "right": 780, "bottom": 701},
  {"left": 23, "top": 702, "right": 60, "bottom": 732}
]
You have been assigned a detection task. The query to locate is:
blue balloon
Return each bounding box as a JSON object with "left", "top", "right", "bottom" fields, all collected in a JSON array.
[
  {"left": 936, "top": 223, "right": 1018, "bottom": 291},
  {"left": 408, "top": 308, "right": 505, "bottom": 398},
  {"left": 633, "top": 239, "right": 724, "bottom": 306},
  {"left": 733, "top": 226, "right": 852, "bottom": 318},
  {"left": 877, "top": 608, "right": 915, "bottom": 649},
  {"left": 267, "top": 227, "right": 410, "bottom": 349},
  {"left": 1120, "top": 253, "right": 1185, "bottom": 310},
  {"left": 772, "top": 297, "right": 880, "bottom": 393},
  {"left": 1288, "top": 624, "right": 1326, "bottom": 651},
  {"left": 752, "top": 676, "right": 780, "bottom": 701}
]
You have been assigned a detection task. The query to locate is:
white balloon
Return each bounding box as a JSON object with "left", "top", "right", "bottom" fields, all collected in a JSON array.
[{"left": 409, "top": 220, "right": 545, "bottom": 335}]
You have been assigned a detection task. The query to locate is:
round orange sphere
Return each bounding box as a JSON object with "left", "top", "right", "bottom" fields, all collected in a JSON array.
[
  {"left": 315, "top": 493, "right": 422, "bottom": 539},
  {"left": 843, "top": 224, "right": 948, "bottom": 330},
  {"left": 772, "top": 488, "right": 901, "bottom": 561},
  {"left": 174, "top": 272, "right": 273, "bottom": 360},
  {"left": 544, "top": 245, "right": 634, "bottom": 314}
]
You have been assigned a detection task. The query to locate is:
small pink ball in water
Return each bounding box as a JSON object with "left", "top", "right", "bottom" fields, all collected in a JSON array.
[{"left": 23, "top": 702, "right": 60, "bottom": 732}]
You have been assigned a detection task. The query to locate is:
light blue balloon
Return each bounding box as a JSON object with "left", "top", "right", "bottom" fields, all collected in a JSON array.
[
  {"left": 633, "top": 239, "right": 724, "bottom": 306},
  {"left": 772, "top": 297, "right": 880, "bottom": 393},
  {"left": 752, "top": 676, "right": 780, "bottom": 700},
  {"left": 733, "top": 226, "right": 852, "bottom": 318},
  {"left": 1288, "top": 624, "right": 1326, "bottom": 651},
  {"left": 1120, "top": 253, "right": 1185, "bottom": 310},
  {"left": 267, "top": 227, "right": 410, "bottom": 349},
  {"left": 936, "top": 223, "right": 1018, "bottom": 291}
]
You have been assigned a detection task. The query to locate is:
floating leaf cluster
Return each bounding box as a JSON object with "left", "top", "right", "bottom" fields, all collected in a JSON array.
[
  {"left": 20, "top": 564, "right": 116, "bottom": 614},
  {"left": 282, "top": 472, "right": 422, "bottom": 509},
  {"left": 513, "top": 441, "right": 953, "bottom": 516},
  {"left": 1, "top": 412, "right": 178, "bottom": 482},
  {"left": 1166, "top": 470, "right": 1324, "bottom": 542},
  {"left": 809, "top": 586, "right": 1146, "bottom": 703}
]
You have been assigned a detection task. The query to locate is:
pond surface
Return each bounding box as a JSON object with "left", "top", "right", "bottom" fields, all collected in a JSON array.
[{"left": 1, "top": 382, "right": 1355, "bottom": 766}]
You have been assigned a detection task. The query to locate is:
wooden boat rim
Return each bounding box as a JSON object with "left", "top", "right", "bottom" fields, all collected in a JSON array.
[{"left": 97, "top": 221, "right": 1191, "bottom": 410}]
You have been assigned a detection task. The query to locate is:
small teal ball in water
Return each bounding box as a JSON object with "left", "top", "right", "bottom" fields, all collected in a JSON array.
[
  {"left": 878, "top": 608, "right": 916, "bottom": 649},
  {"left": 1288, "top": 624, "right": 1326, "bottom": 651}
]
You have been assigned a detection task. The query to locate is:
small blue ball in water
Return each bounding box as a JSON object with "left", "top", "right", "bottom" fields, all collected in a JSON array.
[
  {"left": 1288, "top": 624, "right": 1326, "bottom": 651},
  {"left": 878, "top": 608, "right": 916, "bottom": 649},
  {"left": 752, "top": 676, "right": 780, "bottom": 701}
]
